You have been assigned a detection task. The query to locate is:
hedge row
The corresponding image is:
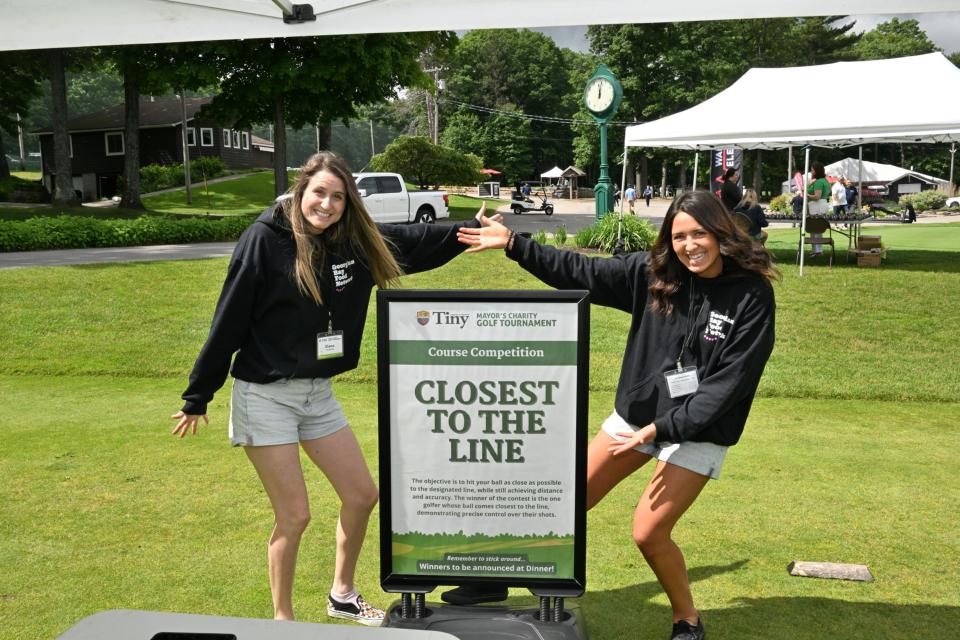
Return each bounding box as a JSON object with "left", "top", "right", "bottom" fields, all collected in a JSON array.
[{"left": 0, "top": 214, "right": 256, "bottom": 252}]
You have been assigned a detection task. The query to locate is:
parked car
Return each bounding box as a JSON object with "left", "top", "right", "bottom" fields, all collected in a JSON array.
[
  {"left": 946, "top": 196, "right": 960, "bottom": 208},
  {"left": 353, "top": 172, "right": 449, "bottom": 223}
]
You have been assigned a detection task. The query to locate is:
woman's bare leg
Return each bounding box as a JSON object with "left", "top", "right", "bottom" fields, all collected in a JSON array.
[
  {"left": 632, "top": 460, "right": 710, "bottom": 624},
  {"left": 586, "top": 430, "right": 652, "bottom": 510},
  {"left": 300, "top": 426, "right": 379, "bottom": 595},
  {"left": 244, "top": 443, "right": 310, "bottom": 620}
]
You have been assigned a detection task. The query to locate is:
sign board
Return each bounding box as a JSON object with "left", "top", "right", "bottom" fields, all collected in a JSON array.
[
  {"left": 710, "top": 147, "right": 743, "bottom": 197},
  {"left": 377, "top": 290, "right": 589, "bottom": 596}
]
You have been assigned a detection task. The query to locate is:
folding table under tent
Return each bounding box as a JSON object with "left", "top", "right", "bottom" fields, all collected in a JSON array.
[{"left": 622, "top": 52, "right": 960, "bottom": 275}]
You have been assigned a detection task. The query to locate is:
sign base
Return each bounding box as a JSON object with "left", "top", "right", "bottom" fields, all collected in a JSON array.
[{"left": 382, "top": 600, "right": 588, "bottom": 640}]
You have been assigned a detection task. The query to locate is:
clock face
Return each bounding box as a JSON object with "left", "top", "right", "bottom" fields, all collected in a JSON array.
[{"left": 585, "top": 77, "right": 615, "bottom": 113}]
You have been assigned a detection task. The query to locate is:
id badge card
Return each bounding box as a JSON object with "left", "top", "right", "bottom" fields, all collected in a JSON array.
[
  {"left": 316, "top": 331, "right": 344, "bottom": 360},
  {"left": 665, "top": 366, "right": 699, "bottom": 398}
]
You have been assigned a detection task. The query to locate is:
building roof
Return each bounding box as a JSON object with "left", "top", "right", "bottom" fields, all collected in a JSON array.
[{"left": 35, "top": 97, "right": 216, "bottom": 134}]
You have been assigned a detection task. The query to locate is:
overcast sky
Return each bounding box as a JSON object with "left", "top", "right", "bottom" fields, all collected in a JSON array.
[{"left": 535, "top": 12, "right": 960, "bottom": 55}]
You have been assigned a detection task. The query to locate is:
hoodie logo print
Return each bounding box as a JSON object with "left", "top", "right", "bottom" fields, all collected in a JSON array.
[
  {"left": 332, "top": 259, "right": 354, "bottom": 291},
  {"left": 704, "top": 310, "right": 734, "bottom": 342}
]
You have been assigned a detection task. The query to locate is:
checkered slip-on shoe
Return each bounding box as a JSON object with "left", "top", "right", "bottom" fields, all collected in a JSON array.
[{"left": 326, "top": 593, "right": 385, "bottom": 627}]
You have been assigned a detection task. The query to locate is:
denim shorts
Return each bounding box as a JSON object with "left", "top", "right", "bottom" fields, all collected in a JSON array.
[
  {"left": 229, "top": 377, "right": 348, "bottom": 447},
  {"left": 602, "top": 412, "right": 728, "bottom": 479}
]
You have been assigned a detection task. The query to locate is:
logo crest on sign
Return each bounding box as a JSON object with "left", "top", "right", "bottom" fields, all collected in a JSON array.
[{"left": 416, "top": 310, "right": 430, "bottom": 326}]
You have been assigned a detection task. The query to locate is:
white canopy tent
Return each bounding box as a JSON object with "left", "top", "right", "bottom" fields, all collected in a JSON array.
[
  {"left": 540, "top": 166, "right": 564, "bottom": 180},
  {"left": 624, "top": 53, "right": 960, "bottom": 150},
  {"left": 622, "top": 53, "right": 960, "bottom": 275},
  {"left": 0, "top": 1, "right": 957, "bottom": 52},
  {"left": 780, "top": 158, "right": 949, "bottom": 192}
]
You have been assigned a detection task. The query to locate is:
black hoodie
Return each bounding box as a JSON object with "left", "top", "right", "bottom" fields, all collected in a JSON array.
[
  {"left": 507, "top": 235, "right": 775, "bottom": 447},
  {"left": 181, "top": 206, "right": 479, "bottom": 415}
]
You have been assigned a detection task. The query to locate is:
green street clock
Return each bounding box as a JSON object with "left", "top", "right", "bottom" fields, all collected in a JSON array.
[{"left": 583, "top": 65, "right": 623, "bottom": 219}]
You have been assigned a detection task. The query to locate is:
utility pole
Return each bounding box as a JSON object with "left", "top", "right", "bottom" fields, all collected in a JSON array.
[
  {"left": 424, "top": 67, "right": 442, "bottom": 144},
  {"left": 16, "top": 113, "right": 26, "bottom": 171},
  {"left": 179, "top": 91, "right": 192, "bottom": 204},
  {"left": 369, "top": 119, "right": 376, "bottom": 161}
]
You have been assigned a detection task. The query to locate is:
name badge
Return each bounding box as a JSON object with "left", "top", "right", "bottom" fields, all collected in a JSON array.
[
  {"left": 664, "top": 366, "right": 699, "bottom": 398},
  {"left": 316, "top": 331, "right": 344, "bottom": 360}
]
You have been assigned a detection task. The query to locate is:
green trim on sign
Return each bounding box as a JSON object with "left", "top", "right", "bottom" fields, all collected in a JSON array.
[{"left": 389, "top": 341, "right": 578, "bottom": 366}]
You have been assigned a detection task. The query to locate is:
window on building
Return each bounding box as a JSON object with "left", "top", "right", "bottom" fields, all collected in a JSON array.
[
  {"left": 232, "top": 130, "right": 241, "bottom": 149},
  {"left": 223, "top": 129, "right": 231, "bottom": 148},
  {"left": 186, "top": 127, "right": 196, "bottom": 147},
  {"left": 200, "top": 128, "right": 214, "bottom": 147},
  {"left": 242, "top": 132, "right": 250, "bottom": 150},
  {"left": 105, "top": 131, "right": 125, "bottom": 156}
]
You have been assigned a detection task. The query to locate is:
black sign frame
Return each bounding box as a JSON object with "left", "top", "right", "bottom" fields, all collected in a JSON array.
[{"left": 376, "top": 289, "right": 590, "bottom": 597}]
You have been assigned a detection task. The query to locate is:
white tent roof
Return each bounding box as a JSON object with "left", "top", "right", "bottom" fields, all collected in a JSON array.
[
  {"left": 781, "top": 158, "right": 949, "bottom": 190},
  {"left": 0, "top": 1, "right": 957, "bottom": 51},
  {"left": 624, "top": 53, "right": 960, "bottom": 150},
  {"left": 540, "top": 166, "right": 564, "bottom": 179}
]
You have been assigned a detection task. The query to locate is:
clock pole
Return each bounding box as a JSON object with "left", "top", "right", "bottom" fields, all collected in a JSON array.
[
  {"left": 595, "top": 122, "right": 611, "bottom": 220},
  {"left": 583, "top": 65, "right": 623, "bottom": 221}
]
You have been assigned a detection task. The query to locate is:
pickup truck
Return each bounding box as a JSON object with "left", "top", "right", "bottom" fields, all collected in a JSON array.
[{"left": 353, "top": 172, "right": 449, "bottom": 223}]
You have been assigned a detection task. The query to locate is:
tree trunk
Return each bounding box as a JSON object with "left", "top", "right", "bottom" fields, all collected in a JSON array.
[
  {"left": 753, "top": 149, "right": 763, "bottom": 195},
  {"left": 676, "top": 161, "right": 687, "bottom": 192},
  {"left": 273, "top": 94, "right": 287, "bottom": 198},
  {"left": 316, "top": 121, "right": 331, "bottom": 153},
  {"left": 0, "top": 131, "right": 10, "bottom": 181},
  {"left": 120, "top": 69, "right": 144, "bottom": 210},
  {"left": 640, "top": 155, "right": 648, "bottom": 193},
  {"left": 660, "top": 164, "right": 667, "bottom": 199},
  {"left": 47, "top": 49, "right": 77, "bottom": 205}
]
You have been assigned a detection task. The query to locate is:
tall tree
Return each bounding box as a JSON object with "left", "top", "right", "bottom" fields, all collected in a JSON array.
[
  {"left": 0, "top": 51, "right": 44, "bottom": 180},
  {"left": 46, "top": 49, "right": 78, "bottom": 205},
  {"left": 202, "top": 33, "right": 454, "bottom": 197},
  {"left": 443, "top": 30, "right": 575, "bottom": 177},
  {"left": 853, "top": 18, "right": 939, "bottom": 60},
  {"left": 789, "top": 16, "right": 860, "bottom": 65}
]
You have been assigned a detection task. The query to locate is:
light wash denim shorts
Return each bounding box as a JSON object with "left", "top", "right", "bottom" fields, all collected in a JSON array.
[
  {"left": 602, "top": 412, "right": 728, "bottom": 479},
  {"left": 229, "top": 377, "right": 348, "bottom": 447}
]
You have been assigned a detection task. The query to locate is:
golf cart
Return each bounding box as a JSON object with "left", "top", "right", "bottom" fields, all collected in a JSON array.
[{"left": 511, "top": 184, "right": 554, "bottom": 215}]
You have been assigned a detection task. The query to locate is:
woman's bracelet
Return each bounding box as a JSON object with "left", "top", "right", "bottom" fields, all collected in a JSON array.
[{"left": 505, "top": 230, "right": 516, "bottom": 252}]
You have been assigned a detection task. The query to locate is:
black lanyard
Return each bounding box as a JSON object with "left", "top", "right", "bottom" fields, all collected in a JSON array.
[{"left": 677, "top": 276, "right": 706, "bottom": 370}]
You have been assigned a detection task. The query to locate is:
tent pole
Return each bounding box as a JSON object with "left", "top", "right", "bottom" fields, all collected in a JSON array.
[
  {"left": 950, "top": 144, "right": 956, "bottom": 194},
  {"left": 617, "top": 140, "right": 629, "bottom": 245},
  {"left": 799, "top": 148, "right": 810, "bottom": 277},
  {"left": 857, "top": 145, "right": 863, "bottom": 227},
  {"left": 692, "top": 149, "right": 699, "bottom": 191}
]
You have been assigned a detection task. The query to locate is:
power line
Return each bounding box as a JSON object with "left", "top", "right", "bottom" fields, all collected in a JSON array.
[{"left": 438, "top": 97, "right": 639, "bottom": 127}]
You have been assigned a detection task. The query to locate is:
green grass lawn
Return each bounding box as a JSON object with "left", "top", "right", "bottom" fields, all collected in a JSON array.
[
  {"left": 142, "top": 170, "right": 285, "bottom": 216},
  {"left": 1, "top": 226, "right": 959, "bottom": 638}
]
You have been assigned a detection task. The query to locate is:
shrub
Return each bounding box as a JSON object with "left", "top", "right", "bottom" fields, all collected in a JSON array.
[
  {"left": 573, "top": 226, "right": 596, "bottom": 249},
  {"left": 139, "top": 164, "right": 184, "bottom": 193},
  {"left": 900, "top": 189, "right": 947, "bottom": 212},
  {"left": 0, "top": 176, "right": 50, "bottom": 203},
  {"left": 577, "top": 212, "right": 657, "bottom": 253},
  {"left": 531, "top": 229, "right": 547, "bottom": 245},
  {"left": 191, "top": 156, "right": 226, "bottom": 180},
  {"left": 553, "top": 225, "right": 567, "bottom": 248},
  {"left": 0, "top": 214, "right": 256, "bottom": 252},
  {"left": 768, "top": 193, "right": 792, "bottom": 214}
]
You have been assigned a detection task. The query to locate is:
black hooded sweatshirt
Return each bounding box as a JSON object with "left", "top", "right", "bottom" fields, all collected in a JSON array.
[
  {"left": 181, "top": 206, "right": 479, "bottom": 415},
  {"left": 506, "top": 235, "right": 775, "bottom": 446}
]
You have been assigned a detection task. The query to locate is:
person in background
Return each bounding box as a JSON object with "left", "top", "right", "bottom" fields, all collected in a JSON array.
[
  {"left": 454, "top": 191, "right": 777, "bottom": 640},
  {"left": 733, "top": 188, "right": 769, "bottom": 244},
  {"left": 170, "top": 151, "right": 494, "bottom": 626},
  {"left": 805, "top": 161, "right": 831, "bottom": 256},
  {"left": 625, "top": 184, "right": 637, "bottom": 214},
  {"left": 719, "top": 167, "right": 742, "bottom": 211},
  {"left": 831, "top": 175, "right": 847, "bottom": 217},
  {"left": 643, "top": 183, "right": 654, "bottom": 207},
  {"left": 844, "top": 179, "right": 858, "bottom": 214}
]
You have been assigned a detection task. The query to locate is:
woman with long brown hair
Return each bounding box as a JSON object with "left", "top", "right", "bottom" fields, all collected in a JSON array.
[
  {"left": 171, "top": 151, "right": 492, "bottom": 625},
  {"left": 455, "top": 190, "right": 777, "bottom": 640}
]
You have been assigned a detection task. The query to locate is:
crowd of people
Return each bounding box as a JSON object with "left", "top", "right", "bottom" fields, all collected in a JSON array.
[{"left": 171, "top": 152, "right": 779, "bottom": 640}]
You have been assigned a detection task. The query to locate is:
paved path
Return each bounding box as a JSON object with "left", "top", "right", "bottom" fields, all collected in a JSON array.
[{"left": 1, "top": 199, "right": 955, "bottom": 270}]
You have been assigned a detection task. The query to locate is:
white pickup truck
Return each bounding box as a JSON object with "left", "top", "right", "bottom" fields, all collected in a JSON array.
[{"left": 353, "top": 173, "right": 449, "bottom": 224}]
